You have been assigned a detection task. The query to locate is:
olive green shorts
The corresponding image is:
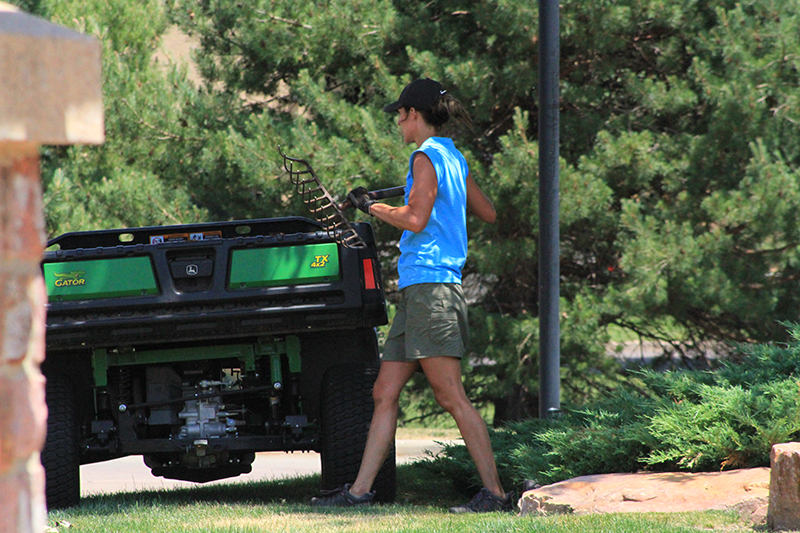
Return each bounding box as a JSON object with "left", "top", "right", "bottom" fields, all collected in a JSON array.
[{"left": 382, "top": 283, "right": 469, "bottom": 362}]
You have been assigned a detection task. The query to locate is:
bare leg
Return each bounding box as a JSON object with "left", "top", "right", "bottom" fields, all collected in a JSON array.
[
  {"left": 420, "top": 356, "right": 505, "bottom": 499},
  {"left": 348, "top": 360, "right": 419, "bottom": 497}
]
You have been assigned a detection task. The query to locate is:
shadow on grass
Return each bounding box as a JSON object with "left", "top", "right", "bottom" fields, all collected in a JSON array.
[{"left": 74, "top": 461, "right": 471, "bottom": 515}]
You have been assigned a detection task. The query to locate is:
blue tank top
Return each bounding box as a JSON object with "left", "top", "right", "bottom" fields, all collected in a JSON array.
[{"left": 397, "top": 137, "right": 468, "bottom": 289}]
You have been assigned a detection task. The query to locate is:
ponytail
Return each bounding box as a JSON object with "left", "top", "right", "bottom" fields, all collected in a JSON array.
[{"left": 420, "top": 93, "right": 473, "bottom": 135}]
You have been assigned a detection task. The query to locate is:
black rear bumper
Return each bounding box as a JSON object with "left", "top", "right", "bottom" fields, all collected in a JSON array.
[{"left": 44, "top": 217, "right": 388, "bottom": 351}]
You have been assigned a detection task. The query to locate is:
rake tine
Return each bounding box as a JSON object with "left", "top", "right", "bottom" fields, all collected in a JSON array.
[{"left": 279, "top": 147, "right": 366, "bottom": 249}]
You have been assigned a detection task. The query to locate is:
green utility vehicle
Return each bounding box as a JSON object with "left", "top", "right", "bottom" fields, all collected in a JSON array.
[{"left": 40, "top": 216, "right": 395, "bottom": 509}]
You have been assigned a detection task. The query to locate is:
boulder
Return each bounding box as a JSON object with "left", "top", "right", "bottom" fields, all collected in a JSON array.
[{"left": 519, "top": 468, "right": 770, "bottom": 519}]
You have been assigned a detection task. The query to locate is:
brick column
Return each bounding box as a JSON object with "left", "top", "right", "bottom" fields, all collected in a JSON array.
[
  {"left": 0, "top": 143, "right": 48, "bottom": 532},
  {"left": 0, "top": 3, "right": 103, "bottom": 531}
]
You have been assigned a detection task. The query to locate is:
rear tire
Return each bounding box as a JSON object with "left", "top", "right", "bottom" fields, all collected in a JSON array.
[
  {"left": 320, "top": 363, "right": 396, "bottom": 503},
  {"left": 42, "top": 373, "right": 80, "bottom": 509}
]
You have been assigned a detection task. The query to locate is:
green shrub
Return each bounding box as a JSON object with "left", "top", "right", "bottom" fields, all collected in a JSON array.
[
  {"left": 645, "top": 379, "right": 800, "bottom": 470},
  {"left": 424, "top": 324, "right": 800, "bottom": 491}
]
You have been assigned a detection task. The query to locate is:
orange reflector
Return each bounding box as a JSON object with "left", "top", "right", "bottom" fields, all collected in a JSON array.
[{"left": 363, "top": 259, "right": 377, "bottom": 290}]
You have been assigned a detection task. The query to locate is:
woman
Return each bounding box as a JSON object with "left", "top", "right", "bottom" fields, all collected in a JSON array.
[{"left": 312, "top": 78, "right": 514, "bottom": 513}]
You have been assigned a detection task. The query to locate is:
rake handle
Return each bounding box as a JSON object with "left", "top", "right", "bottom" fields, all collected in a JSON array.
[{"left": 338, "top": 186, "right": 406, "bottom": 211}]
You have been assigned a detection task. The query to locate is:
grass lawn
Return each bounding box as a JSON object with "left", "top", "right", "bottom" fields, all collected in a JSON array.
[
  {"left": 48, "top": 503, "right": 749, "bottom": 533},
  {"left": 47, "top": 461, "right": 757, "bottom": 533}
]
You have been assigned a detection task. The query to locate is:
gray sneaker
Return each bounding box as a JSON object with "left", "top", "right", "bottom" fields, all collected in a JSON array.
[
  {"left": 311, "top": 484, "right": 375, "bottom": 507},
  {"left": 449, "top": 488, "right": 517, "bottom": 513}
]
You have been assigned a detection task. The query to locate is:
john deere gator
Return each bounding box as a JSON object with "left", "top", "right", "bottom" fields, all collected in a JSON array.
[{"left": 40, "top": 216, "right": 396, "bottom": 509}]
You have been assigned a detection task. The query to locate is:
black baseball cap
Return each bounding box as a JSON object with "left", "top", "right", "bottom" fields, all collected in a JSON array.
[{"left": 383, "top": 78, "right": 445, "bottom": 113}]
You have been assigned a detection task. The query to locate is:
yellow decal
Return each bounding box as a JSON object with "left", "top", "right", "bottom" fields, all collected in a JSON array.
[
  {"left": 53, "top": 270, "right": 86, "bottom": 287},
  {"left": 310, "top": 255, "right": 330, "bottom": 268}
]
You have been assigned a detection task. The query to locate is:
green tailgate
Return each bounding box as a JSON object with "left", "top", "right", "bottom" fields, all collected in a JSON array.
[
  {"left": 229, "top": 243, "right": 340, "bottom": 288},
  {"left": 43, "top": 256, "right": 159, "bottom": 301}
]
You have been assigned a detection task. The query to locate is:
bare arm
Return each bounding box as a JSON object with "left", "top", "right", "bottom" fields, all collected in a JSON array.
[
  {"left": 466, "top": 173, "right": 496, "bottom": 223},
  {"left": 369, "top": 152, "right": 437, "bottom": 233}
]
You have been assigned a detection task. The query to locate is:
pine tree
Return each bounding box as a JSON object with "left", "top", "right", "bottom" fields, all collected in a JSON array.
[{"left": 20, "top": 0, "right": 800, "bottom": 422}]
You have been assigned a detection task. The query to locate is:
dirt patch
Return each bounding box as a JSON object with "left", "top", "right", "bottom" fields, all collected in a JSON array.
[{"left": 153, "top": 25, "right": 201, "bottom": 84}]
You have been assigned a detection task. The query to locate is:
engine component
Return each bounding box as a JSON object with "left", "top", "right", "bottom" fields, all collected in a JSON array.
[{"left": 178, "top": 381, "right": 239, "bottom": 440}]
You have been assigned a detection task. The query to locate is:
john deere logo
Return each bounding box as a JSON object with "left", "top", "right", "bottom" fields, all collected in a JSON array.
[
  {"left": 54, "top": 270, "right": 86, "bottom": 287},
  {"left": 310, "top": 255, "right": 329, "bottom": 268}
]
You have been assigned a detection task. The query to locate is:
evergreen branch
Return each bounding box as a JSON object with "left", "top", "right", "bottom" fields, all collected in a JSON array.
[
  {"left": 733, "top": 241, "right": 799, "bottom": 256},
  {"left": 146, "top": 192, "right": 182, "bottom": 225},
  {"left": 399, "top": 410, "right": 448, "bottom": 426},
  {"left": 742, "top": 271, "right": 800, "bottom": 290},
  {"left": 611, "top": 318, "right": 727, "bottom": 366},
  {"left": 119, "top": 99, "right": 204, "bottom": 143},
  {"left": 228, "top": 136, "right": 286, "bottom": 174},
  {"left": 254, "top": 11, "right": 312, "bottom": 29}
]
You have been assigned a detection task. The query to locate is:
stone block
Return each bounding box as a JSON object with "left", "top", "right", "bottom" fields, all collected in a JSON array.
[
  {"left": 0, "top": 455, "right": 46, "bottom": 533},
  {"left": 0, "top": 2, "right": 104, "bottom": 145},
  {"left": 768, "top": 442, "right": 800, "bottom": 531},
  {"left": 0, "top": 148, "right": 45, "bottom": 261},
  {"left": 0, "top": 367, "right": 47, "bottom": 473}
]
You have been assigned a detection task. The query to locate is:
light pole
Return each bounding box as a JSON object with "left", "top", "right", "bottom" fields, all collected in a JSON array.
[{"left": 538, "top": 0, "right": 561, "bottom": 419}]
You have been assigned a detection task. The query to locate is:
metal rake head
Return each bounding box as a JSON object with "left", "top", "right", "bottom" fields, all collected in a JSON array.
[{"left": 279, "top": 148, "right": 366, "bottom": 249}]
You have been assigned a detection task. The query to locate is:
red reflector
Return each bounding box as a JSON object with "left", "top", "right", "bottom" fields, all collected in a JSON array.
[{"left": 363, "top": 259, "right": 377, "bottom": 290}]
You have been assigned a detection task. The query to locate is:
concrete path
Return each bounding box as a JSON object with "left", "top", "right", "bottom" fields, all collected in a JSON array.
[{"left": 80, "top": 439, "right": 452, "bottom": 496}]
